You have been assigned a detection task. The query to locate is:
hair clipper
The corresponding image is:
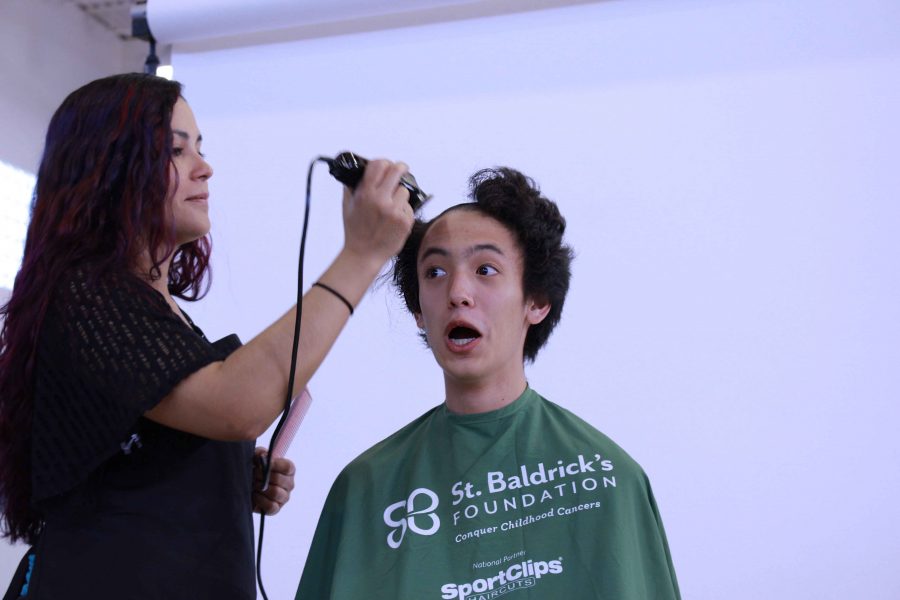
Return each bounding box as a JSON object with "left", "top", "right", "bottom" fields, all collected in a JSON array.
[{"left": 327, "top": 152, "right": 431, "bottom": 211}]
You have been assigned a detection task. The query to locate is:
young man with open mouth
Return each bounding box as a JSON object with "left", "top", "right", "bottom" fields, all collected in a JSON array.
[{"left": 296, "top": 167, "right": 681, "bottom": 600}]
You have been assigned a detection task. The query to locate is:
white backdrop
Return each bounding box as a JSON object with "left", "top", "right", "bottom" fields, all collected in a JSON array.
[{"left": 163, "top": 0, "right": 899, "bottom": 598}]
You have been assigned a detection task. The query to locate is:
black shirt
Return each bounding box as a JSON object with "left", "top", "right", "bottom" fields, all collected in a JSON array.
[{"left": 26, "top": 268, "right": 255, "bottom": 599}]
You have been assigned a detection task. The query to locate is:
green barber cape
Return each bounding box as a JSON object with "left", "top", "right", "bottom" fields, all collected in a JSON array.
[{"left": 297, "top": 388, "right": 680, "bottom": 600}]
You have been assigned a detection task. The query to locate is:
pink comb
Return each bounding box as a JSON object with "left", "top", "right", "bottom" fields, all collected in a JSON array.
[{"left": 272, "top": 387, "right": 313, "bottom": 458}]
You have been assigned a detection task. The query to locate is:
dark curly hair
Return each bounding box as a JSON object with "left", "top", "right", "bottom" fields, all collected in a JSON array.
[
  {"left": 393, "top": 167, "right": 573, "bottom": 362},
  {"left": 0, "top": 73, "right": 210, "bottom": 544}
]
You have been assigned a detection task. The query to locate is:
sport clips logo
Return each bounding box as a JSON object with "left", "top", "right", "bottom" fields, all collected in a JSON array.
[
  {"left": 440, "top": 557, "right": 564, "bottom": 599},
  {"left": 383, "top": 488, "right": 441, "bottom": 548}
]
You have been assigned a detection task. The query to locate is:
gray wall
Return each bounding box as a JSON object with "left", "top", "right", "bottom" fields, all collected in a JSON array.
[{"left": 0, "top": 0, "right": 145, "bottom": 172}]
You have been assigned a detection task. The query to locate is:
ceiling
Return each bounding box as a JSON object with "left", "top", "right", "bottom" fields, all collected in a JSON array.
[
  {"left": 58, "top": 0, "right": 601, "bottom": 48},
  {"left": 60, "top": 0, "right": 139, "bottom": 39}
]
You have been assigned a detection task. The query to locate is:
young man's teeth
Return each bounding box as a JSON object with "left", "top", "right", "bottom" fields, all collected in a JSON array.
[{"left": 450, "top": 336, "right": 476, "bottom": 346}]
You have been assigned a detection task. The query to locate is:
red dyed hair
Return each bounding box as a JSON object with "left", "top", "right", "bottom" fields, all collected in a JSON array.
[{"left": 0, "top": 73, "right": 212, "bottom": 543}]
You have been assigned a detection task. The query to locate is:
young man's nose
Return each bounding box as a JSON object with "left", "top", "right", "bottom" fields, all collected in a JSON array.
[{"left": 447, "top": 274, "right": 473, "bottom": 307}]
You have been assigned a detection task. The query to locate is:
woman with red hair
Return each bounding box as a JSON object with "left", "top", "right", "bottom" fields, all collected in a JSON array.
[{"left": 0, "top": 73, "right": 414, "bottom": 598}]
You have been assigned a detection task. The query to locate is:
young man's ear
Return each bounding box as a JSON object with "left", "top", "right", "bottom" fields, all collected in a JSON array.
[
  {"left": 526, "top": 296, "right": 551, "bottom": 326},
  {"left": 414, "top": 312, "right": 424, "bottom": 329}
]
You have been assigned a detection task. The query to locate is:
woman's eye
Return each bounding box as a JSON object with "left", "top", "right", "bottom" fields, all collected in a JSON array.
[
  {"left": 424, "top": 266, "right": 446, "bottom": 279},
  {"left": 476, "top": 265, "right": 498, "bottom": 276},
  {"left": 172, "top": 147, "right": 184, "bottom": 157}
]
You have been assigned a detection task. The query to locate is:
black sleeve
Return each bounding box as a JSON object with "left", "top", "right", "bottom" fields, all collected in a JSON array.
[{"left": 31, "top": 268, "right": 230, "bottom": 502}]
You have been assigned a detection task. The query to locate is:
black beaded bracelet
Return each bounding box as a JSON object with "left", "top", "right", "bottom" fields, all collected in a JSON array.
[{"left": 313, "top": 282, "right": 354, "bottom": 315}]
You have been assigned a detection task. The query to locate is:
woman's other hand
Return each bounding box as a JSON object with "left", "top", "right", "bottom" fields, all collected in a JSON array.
[{"left": 252, "top": 448, "right": 296, "bottom": 516}]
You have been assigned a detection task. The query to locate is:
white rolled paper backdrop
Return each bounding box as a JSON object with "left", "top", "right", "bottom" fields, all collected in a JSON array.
[
  {"left": 148, "top": 0, "right": 490, "bottom": 45},
  {"left": 127, "top": 2, "right": 900, "bottom": 599}
]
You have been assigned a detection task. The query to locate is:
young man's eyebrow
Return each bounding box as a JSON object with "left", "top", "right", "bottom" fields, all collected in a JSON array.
[
  {"left": 468, "top": 243, "right": 504, "bottom": 257},
  {"left": 420, "top": 247, "right": 449, "bottom": 261}
]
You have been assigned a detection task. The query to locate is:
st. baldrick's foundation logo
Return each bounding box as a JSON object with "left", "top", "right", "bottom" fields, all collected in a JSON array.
[{"left": 383, "top": 487, "right": 441, "bottom": 549}]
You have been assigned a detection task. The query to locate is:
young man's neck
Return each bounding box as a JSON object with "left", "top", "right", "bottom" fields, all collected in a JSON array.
[{"left": 443, "top": 372, "right": 529, "bottom": 415}]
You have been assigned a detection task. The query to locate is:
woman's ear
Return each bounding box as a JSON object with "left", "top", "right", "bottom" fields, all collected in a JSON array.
[{"left": 525, "top": 296, "right": 551, "bottom": 326}]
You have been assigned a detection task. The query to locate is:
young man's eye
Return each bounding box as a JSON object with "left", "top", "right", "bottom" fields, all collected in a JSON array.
[
  {"left": 476, "top": 265, "right": 498, "bottom": 276},
  {"left": 424, "top": 266, "right": 446, "bottom": 279}
]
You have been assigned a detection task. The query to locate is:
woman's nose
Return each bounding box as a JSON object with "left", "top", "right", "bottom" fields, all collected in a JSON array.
[{"left": 194, "top": 154, "right": 213, "bottom": 181}]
